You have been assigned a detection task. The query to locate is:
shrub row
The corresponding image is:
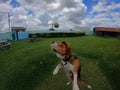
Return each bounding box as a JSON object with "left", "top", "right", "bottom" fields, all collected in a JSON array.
[{"left": 29, "top": 32, "right": 85, "bottom": 38}]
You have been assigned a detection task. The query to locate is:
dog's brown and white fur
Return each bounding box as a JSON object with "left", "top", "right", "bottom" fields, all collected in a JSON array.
[{"left": 51, "top": 41, "right": 91, "bottom": 90}]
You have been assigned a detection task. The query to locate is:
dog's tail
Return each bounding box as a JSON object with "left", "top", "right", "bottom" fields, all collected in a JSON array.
[{"left": 78, "top": 77, "right": 92, "bottom": 89}]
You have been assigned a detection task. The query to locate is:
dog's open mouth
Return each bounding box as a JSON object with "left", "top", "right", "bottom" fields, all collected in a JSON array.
[{"left": 53, "top": 49, "right": 57, "bottom": 52}]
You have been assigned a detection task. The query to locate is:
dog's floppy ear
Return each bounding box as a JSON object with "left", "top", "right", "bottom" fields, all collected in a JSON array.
[
  {"left": 62, "top": 41, "right": 68, "bottom": 47},
  {"left": 62, "top": 41, "right": 72, "bottom": 55}
]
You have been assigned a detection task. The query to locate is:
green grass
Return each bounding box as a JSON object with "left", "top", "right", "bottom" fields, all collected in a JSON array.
[{"left": 0, "top": 36, "right": 120, "bottom": 90}]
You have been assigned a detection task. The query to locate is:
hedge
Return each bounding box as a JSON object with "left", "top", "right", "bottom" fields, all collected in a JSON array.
[{"left": 29, "top": 32, "right": 85, "bottom": 38}]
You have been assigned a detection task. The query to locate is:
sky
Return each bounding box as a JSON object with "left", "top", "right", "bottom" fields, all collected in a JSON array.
[{"left": 0, "top": 0, "right": 120, "bottom": 32}]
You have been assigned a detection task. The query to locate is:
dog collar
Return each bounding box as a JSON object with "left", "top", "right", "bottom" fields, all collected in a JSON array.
[{"left": 63, "top": 53, "right": 74, "bottom": 65}]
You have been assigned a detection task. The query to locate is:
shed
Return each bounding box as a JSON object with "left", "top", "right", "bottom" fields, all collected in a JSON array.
[
  {"left": 12, "top": 27, "right": 28, "bottom": 40},
  {"left": 12, "top": 27, "right": 27, "bottom": 32},
  {"left": 93, "top": 27, "right": 120, "bottom": 37}
]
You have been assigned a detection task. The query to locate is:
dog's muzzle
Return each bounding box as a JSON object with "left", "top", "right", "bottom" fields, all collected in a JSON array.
[{"left": 51, "top": 42, "right": 58, "bottom": 52}]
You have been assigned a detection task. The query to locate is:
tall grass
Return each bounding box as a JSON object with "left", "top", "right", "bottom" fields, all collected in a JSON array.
[{"left": 0, "top": 36, "right": 120, "bottom": 90}]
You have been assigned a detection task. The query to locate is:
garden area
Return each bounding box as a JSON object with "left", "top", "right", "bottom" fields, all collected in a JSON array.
[{"left": 0, "top": 36, "right": 120, "bottom": 90}]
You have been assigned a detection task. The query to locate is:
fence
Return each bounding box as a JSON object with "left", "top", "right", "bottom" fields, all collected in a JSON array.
[
  {"left": 0, "top": 31, "right": 29, "bottom": 40},
  {"left": 0, "top": 32, "right": 12, "bottom": 40}
]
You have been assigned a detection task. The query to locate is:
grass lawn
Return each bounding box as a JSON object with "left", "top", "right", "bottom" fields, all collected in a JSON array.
[{"left": 0, "top": 36, "right": 120, "bottom": 90}]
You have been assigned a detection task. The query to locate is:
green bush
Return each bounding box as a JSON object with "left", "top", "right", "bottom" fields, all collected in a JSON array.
[{"left": 29, "top": 32, "right": 85, "bottom": 38}]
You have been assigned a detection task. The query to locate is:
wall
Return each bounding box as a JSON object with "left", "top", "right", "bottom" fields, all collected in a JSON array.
[
  {"left": 18, "top": 31, "right": 28, "bottom": 40},
  {"left": 0, "top": 32, "right": 13, "bottom": 40}
]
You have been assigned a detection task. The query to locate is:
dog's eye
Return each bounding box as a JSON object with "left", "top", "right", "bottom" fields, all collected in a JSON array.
[{"left": 60, "top": 44, "right": 63, "bottom": 47}]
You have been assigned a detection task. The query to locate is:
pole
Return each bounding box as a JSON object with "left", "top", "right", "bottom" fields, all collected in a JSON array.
[{"left": 8, "top": 12, "right": 11, "bottom": 32}]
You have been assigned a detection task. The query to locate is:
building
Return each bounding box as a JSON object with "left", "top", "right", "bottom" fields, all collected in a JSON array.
[
  {"left": 93, "top": 27, "right": 120, "bottom": 37},
  {"left": 12, "top": 27, "right": 27, "bottom": 32},
  {"left": 12, "top": 27, "right": 28, "bottom": 40}
]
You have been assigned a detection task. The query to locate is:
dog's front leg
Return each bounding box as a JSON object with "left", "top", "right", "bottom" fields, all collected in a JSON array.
[
  {"left": 53, "top": 63, "right": 63, "bottom": 75},
  {"left": 73, "top": 73, "right": 79, "bottom": 90},
  {"left": 63, "top": 68, "right": 72, "bottom": 85}
]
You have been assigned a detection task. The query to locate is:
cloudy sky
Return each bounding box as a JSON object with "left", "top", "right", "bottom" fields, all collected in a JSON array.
[{"left": 0, "top": 0, "right": 120, "bottom": 32}]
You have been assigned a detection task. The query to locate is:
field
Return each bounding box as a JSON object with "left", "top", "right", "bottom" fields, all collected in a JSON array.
[{"left": 0, "top": 36, "right": 120, "bottom": 90}]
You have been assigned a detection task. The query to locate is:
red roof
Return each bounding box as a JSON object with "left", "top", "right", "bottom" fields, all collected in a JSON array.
[{"left": 94, "top": 27, "right": 120, "bottom": 32}]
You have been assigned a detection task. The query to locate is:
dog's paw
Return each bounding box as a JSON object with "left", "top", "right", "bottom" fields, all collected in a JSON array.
[
  {"left": 66, "top": 81, "right": 71, "bottom": 85},
  {"left": 88, "top": 85, "right": 92, "bottom": 89},
  {"left": 53, "top": 70, "right": 58, "bottom": 75},
  {"left": 73, "top": 88, "right": 79, "bottom": 90},
  {"left": 73, "top": 87, "right": 79, "bottom": 90},
  {"left": 73, "top": 85, "right": 79, "bottom": 90}
]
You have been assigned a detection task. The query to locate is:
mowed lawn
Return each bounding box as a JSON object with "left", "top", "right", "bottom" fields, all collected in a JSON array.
[{"left": 0, "top": 36, "right": 120, "bottom": 90}]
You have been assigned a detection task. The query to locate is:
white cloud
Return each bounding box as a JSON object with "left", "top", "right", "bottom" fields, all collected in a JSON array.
[
  {"left": 83, "top": 0, "right": 120, "bottom": 28},
  {"left": 16, "top": 0, "right": 86, "bottom": 27},
  {"left": 0, "top": 0, "right": 87, "bottom": 32},
  {"left": 90, "top": 1, "right": 120, "bottom": 13},
  {"left": 0, "top": 1, "right": 12, "bottom": 32},
  {"left": 0, "top": 0, "right": 12, "bottom": 12},
  {"left": 0, "top": 0, "right": 119, "bottom": 33}
]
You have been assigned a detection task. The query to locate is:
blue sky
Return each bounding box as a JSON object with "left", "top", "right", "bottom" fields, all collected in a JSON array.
[
  {"left": 10, "top": 0, "right": 21, "bottom": 7},
  {"left": 83, "top": 0, "right": 97, "bottom": 12},
  {"left": 84, "top": 0, "right": 120, "bottom": 12},
  {"left": 83, "top": 0, "right": 120, "bottom": 18},
  {"left": 0, "top": 0, "right": 120, "bottom": 32}
]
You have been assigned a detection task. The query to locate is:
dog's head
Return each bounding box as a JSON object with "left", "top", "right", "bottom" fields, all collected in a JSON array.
[{"left": 51, "top": 41, "right": 72, "bottom": 59}]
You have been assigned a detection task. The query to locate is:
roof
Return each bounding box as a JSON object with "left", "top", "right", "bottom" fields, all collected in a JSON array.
[
  {"left": 94, "top": 27, "right": 120, "bottom": 32},
  {"left": 12, "top": 27, "right": 27, "bottom": 31}
]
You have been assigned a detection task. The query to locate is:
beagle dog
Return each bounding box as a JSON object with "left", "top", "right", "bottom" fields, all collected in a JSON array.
[{"left": 51, "top": 41, "right": 91, "bottom": 90}]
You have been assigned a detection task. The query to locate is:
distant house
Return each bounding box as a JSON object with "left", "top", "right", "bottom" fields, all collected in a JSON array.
[
  {"left": 93, "top": 27, "right": 120, "bottom": 37},
  {"left": 12, "top": 27, "right": 28, "bottom": 40}
]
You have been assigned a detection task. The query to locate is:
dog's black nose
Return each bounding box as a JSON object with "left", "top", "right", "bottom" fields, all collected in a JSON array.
[{"left": 52, "top": 42, "right": 55, "bottom": 43}]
